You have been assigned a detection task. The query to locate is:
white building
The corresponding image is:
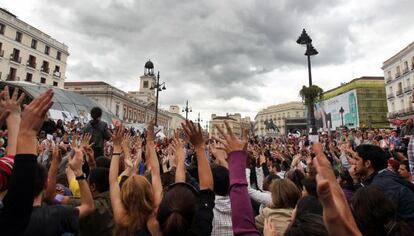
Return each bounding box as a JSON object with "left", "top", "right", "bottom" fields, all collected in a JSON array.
[
  {"left": 167, "top": 105, "right": 186, "bottom": 136},
  {"left": 128, "top": 60, "right": 157, "bottom": 103},
  {"left": 383, "top": 41, "right": 414, "bottom": 120},
  {"left": 0, "top": 8, "right": 69, "bottom": 88}
]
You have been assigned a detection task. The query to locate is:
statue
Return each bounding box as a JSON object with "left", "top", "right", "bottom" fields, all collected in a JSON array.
[{"left": 264, "top": 119, "right": 280, "bottom": 133}]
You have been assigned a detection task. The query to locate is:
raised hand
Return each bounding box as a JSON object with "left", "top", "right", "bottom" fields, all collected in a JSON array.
[
  {"left": 51, "top": 146, "right": 62, "bottom": 164},
  {"left": 263, "top": 218, "right": 278, "bottom": 236},
  {"left": 312, "top": 143, "right": 362, "bottom": 236},
  {"left": 80, "top": 133, "right": 92, "bottom": 148},
  {"left": 214, "top": 121, "right": 247, "bottom": 153},
  {"left": 181, "top": 120, "right": 204, "bottom": 148},
  {"left": 209, "top": 141, "right": 228, "bottom": 168},
  {"left": 68, "top": 147, "right": 84, "bottom": 176}
]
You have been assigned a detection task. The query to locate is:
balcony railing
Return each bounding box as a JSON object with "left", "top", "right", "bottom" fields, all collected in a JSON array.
[
  {"left": 403, "top": 68, "right": 409, "bottom": 74},
  {"left": 389, "top": 106, "right": 414, "bottom": 118},
  {"left": 404, "top": 86, "right": 412, "bottom": 93},
  {"left": 26, "top": 61, "right": 37, "bottom": 69},
  {"left": 386, "top": 77, "right": 392, "bottom": 83},
  {"left": 396, "top": 72, "right": 401, "bottom": 78},
  {"left": 387, "top": 93, "right": 395, "bottom": 99},
  {"left": 9, "top": 54, "right": 21, "bottom": 63},
  {"left": 53, "top": 71, "right": 61, "bottom": 78},
  {"left": 396, "top": 89, "right": 403, "bottom": 96},
  {"left": 6, "top": 74, "right": 19, "bottom": 81},
  {"left": 41, "top": 66, "right": 50, "bottom": 74}
]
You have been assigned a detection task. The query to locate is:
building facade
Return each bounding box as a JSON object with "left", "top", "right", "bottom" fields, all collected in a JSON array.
[
  {"left": 167, "top": 105, "right": 186, "bottom": 136},
  {"left": 318, "top": 76, "right": 388, "bottom": 130},
  {"left": 255, "top": 102, "right": 306, "bottom": 136},
  {"left": 128, "top": 60, "right": 157, "bottom": 103},
  {"left": 0, "top": 8, "right": 69, "bottom": 88},
  {"left": 382, "top": 41, "right": 414, "bottom": 121},
  {"left": 209, "top": 113, "right": 251, "bottom": 137}
]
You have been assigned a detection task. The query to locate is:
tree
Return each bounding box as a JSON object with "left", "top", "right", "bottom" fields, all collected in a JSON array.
[{"left": 299, "top": 85, "right": 324, "bottom": 105}]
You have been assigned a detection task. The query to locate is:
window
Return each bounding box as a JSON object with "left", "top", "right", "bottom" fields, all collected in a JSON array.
[
  {"left": 54, "top": 65, "right": 60, "bottom": 72},
  {"left": 8, "top": 67, "right": 17, "bottom": 81},
  {"left": 44, "top": 45, "right": 50, "bottom": 55},
  {"left": 40, "top": 77, "right": 46, "bottom": 84},
  {"left": 11, "top": 49, "right": 20, "bottom": 63},
  {"left": 116, "top": 104, "right": 119, "bottom": 117},
  {"left": 405, "top": 61, "right": 409, "bottom": 72},
  {"left": 0, "top": 42, "right": 3, "bottom": 57},
  {"left": 25, "top": 73, "right": 33, "bottom": 82},
  {"left": 396, "top": 66, "right": 401, "bottom": 77},
  {"left": 27, "top": 55, "right": 36, "bottom": 68},
  {"left": 31, "top": 39, "right": 37, "bottom": 49},
  {"left": 56, "top": 51, "right": 61, "bottom": 60},
  {"left": 15, "top": 31, "right": 22, "bottom": 42},
  {"left": 53, "top": 81, "right": 58, "bottom": 87},
  {"left": 0, "top": 23, "right": 4, "bottom": 35},
  {"left": 41, "top": 61, "right": 50, "bottom": 73},
  {"left": 143, "top": 81, "right": 149, "bottom": 88}
]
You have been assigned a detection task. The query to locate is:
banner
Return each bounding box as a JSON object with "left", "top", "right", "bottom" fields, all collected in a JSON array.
[{"left": 314, "top": 89, "right": 359, "bottom": 131}]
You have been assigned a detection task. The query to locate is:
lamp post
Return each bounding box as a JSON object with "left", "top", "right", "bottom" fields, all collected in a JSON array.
[
  {"left": 296, "top": 28, "right": 318, "bottom": 135},
  {"left": 182, "top": 100, "right": 192, "bottom": 120},
  {"left": 339, "top": 106, "right": 344, "bottom": 127},
  {"left": 195, "top": 112, "right": 203, "bottom": 123},
  {"left": 150, "top": 71, "right": 166, "bottom": 126}
]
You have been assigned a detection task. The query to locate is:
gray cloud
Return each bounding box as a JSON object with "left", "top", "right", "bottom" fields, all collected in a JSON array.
[{"left": 4, "top": 0, "right": 414, "bottom": 119}]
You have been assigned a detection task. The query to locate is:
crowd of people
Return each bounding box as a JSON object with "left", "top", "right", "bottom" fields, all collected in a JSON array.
[{"left": 1, "top": 86, "right": 414, "bottom": 236}]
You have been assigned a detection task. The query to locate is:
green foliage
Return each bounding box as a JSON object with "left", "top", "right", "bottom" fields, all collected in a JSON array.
[{"left": 299, "top": 85, "right": 324, "bottom": 105}]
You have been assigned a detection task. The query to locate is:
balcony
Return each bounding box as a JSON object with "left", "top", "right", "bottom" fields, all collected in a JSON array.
[
  {"left": 387, "top": 93, "right": 395, "bottom": 99},
  {"left": 388, "top": 106, "right": 414, "bottom": 119},
  {"left": 6, "top": 74, "right": 19, "bottom": 81},
  {"left": 404, "top": 86, "right": 412, "bottom": 93},
  {"left": 53, "top": 71, "right": 61, "bottom": 78},
  {"left": 26, "top": 61, "right": 37, "bottom": 69},
  {"left": 9, "top": 54, "right": 21, "bottom": 64},
  {"left": 396, "top": 89, "right": 403, "bottom": 96},
  {"left": 40, "top": 66, "right": 50, "bottom": 74},
  {"left": 396, "top": 72, "right": 401, "bottom": 78},
  {"left": 403, "top": 68, "right": 409, "bottom": 74},
  {"left": 385, "top": 77, "right": 392, "bottom": 83}
]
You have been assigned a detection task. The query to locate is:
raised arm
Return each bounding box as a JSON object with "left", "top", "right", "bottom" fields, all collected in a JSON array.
[
  {"left": 68, "top": 146, "right": 94, "bottom": 218},
  {"left": 109, "top": 124, "right": 129, "bottom": 226},
  {"left": 182, "top": 120, "right": 213, "bottom": 190},
  {"left": 215, "top": 121, "right": 260, "bottom": 236},
  {"left": 172, "top": 134, "right": 186, "bottom": 183},
  {"left": 44, "top": 146, "right": 62, "bottom": 203},
  {"left": 146, "top": 120, "right": 162, "bottom": 209},
  {"left": 0, "top": 86, "right": 25, "bottom": 155},
  {"left": 1, "top": 89, "right": 53, "bottom": 235}
]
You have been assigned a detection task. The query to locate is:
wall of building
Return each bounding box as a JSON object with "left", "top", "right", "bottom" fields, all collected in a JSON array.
[
  {"left": 383, "top": 41, "right": 414, "bottom": 121},
  {"left": 0, "top": 9, "right": 68, "bottom": 88}
]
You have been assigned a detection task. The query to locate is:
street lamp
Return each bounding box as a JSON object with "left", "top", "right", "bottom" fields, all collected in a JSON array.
[
  {"left": 339, "top": 106, "right": 345, "bottom": 127},
  {"left": 182, "top": 100, "right": 192, "bottom": 120},
  {"left": 297, "top": 28, "right": 318, "bottom": 135},
  {"left": 150, "top": 71, "right": 166, "bottom": 126},
  {"left": 195, "top": 112, "right": 203, "bottom": 123}
]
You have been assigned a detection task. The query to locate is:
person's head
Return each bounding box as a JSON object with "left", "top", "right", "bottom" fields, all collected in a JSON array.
[
  {"left": 398, "top": 160, "right": 411, "bottom": 181},
  {"left": 271, "top": 162, "right": 281, "bottom": 174},
  {"left": 33, "top": 163, "right": 48, "bottom": 197},
  {"left": 301, "top": 176, "right": 317, "bottom": 197},
  {"left": 293, "top": 196, "right": 323, "bottom": 221},
  {"left": 262, "top": 173, "right": 280, "bottom": 191},
  {"left": 90, "top": 107, "right": 102, "bottom": 121},
  {"left": 116, "top": 175, "right": 154, "bottom": 234},
  {"left": 285, "top": 169, "right": 305, "bottom": 191},
  {"left": 57, "top": 119, "right": 63, "bottom": 126},
  {"left": 337, "top": 169, "right": 354, "bottom": 190},
  {"left": 284, "top": 213, "right": 329, "bottom": 236},
  {"left": 351, "top": 186, "right": 412, "bottom": 236},
  {"left": 211, "top": 165, "right": 229, "bottom": 196},
  {"left": 270, "top": 179, "right": 301, "bottom": 209},
  {"left": 406, "top": 119, "right": 413, "bottom": 127},
  {"left": 88, "top": 167, "right": 109, "bottom": 195},
  {"left": 354, "top": 144, "right": 387, "bottom": 177},
  {"left": 387, "top": 158, "right": 400, "bottom": 172},
  {"left": 367, "top": 132, "right": 374, "bottom": 140},
  {"left": 157, "top": 183, "right": 198, "bottom": 236}
]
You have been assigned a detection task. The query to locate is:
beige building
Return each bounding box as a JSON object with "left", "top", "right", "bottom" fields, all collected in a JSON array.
[
  {"left": 255, "top": 101, "right": 305, "bottom": 136},
  {"left": 383, "top": 41, "right": 414, "bottom": 120},
  {"left": 0, "top": 8, "right": 69, "bottom": 88},
  {"left": 167, "top": 105, "right": 186, "bottom": 136},
  {"left": 128, "top": 60, "right": 157, "bottom": 103},
  {"left": 209, "top": 113, "right": 251, "bottom": 137}
]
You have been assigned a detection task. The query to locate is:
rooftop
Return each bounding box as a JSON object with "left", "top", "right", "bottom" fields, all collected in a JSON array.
[{"left": 382, "top": 41, "right": 414, "bottom": 68}]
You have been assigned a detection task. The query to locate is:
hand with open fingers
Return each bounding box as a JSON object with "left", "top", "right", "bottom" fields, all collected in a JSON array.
[
  {"left": 312, "top": 143, "right": 362, "bottom": 236},
  {"left": 263, "top": 218, "right": 278, "bottom": 236},
  {"left": 210, "top": 142, "right": 227, "bottom": 162},
  {"left": 52, "top": 146, "right": 62, "bottom": 163},
  {"left": 68, "top": 147, "right": 84, "bottom": 176},
  {"left": 214, "top": 121, "right": 248, "bottom": 153},
  {"left": 181, "top": 120, "right": 204, "bottom": 148},
  {"left": 80, "top": 133, "right": 92, "bottom": 148},
  {"left": 111, "top": 124, "right": 124, "bottom": 147},
  {"left": 171, "top": 137, "right": 185, "bottom": 162},
  {"left": 20, "top": 89, "right": 54, "bottom": 135},
  {"left": 121, "top": 133, "right": 131, "bottom": 153},
  {"left": 0, "top": 86, "right": 25, "bottom": 115},
  {"left": 146, "top": 119, "right": 156, "bottom": 142}
]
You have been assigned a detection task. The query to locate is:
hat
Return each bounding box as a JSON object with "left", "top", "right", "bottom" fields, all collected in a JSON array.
[{"left": 0, "top": 155, "right": 14, "bottom": 191}]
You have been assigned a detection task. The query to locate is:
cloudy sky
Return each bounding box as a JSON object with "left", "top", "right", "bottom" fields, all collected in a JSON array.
[{"left": 3, "top": 0, "right": 414, "bottom": 124}]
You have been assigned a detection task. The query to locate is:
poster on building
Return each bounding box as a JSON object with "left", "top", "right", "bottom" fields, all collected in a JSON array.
[{"left": 314, "top": 89, "right": 359, "bottom": 131}]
